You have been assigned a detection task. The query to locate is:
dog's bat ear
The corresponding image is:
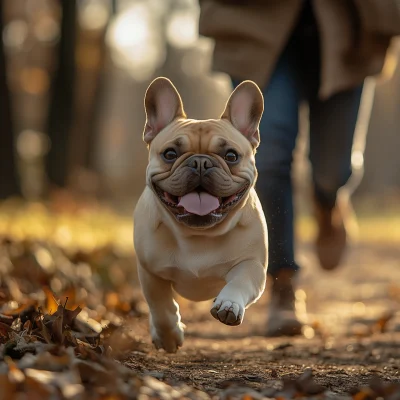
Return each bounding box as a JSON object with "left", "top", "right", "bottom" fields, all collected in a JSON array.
[
  {"left": 220, "top": 81, "right": 264, "bottom": 149},
  {"left": 143, "top": 77, "right": 186, "bottom": 145}
]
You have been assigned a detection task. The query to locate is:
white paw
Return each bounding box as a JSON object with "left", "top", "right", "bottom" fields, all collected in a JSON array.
[
  {"left": 150, "top": 320, "right": 185, "bottom": 353},
  {"left": 210, "top": 298, "right": 244, "bottom": 326}
]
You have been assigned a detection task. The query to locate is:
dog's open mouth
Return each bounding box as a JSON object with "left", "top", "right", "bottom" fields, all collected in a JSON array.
[{"left": 154, "top": 185, "right": 249, "bottom": 219}]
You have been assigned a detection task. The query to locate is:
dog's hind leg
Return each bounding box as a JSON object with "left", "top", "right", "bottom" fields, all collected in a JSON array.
[
  {"left": 211, "top": 260, "right": 266, "bottom": 326},
  {"left": 138, "top": 263, "right": 184, "bottom": 353}
]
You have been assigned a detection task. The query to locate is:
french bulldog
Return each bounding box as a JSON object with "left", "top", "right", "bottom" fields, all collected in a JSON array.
[{"left": 134, "top": 77, "right": 268, "bottom": 353}]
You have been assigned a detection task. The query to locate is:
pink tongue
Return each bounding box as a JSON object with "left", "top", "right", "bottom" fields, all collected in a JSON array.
[{"left": 178, "top": 192, "right": 220, "bottom": 216}]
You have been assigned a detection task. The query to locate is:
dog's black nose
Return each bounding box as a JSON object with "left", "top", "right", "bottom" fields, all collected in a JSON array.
[{"left": 188, "top": 155, "right": 215, "bottom": 174}]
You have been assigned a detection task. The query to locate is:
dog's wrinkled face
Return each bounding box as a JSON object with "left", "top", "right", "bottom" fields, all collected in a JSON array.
[{"left": 143, "top": 77, "right": 264, "bottom": 229}]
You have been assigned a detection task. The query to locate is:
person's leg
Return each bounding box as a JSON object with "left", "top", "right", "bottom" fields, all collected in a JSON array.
[
  {"left": 232, "top": 53, "right": 301, "bottom": 277},
  {"left": 309, "top": 86, "right": 363, "bottom": 208},
  {"left": 231, "top": 42, "right": 303, "bottom": 336},
  {"left": 309, "top": 85, "right": 364, "bottom": 269}
]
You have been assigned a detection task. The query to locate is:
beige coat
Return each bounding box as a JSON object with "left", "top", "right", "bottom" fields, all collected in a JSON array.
[{"left": 199, "top": 0, "right": 400, "bottom": 99}]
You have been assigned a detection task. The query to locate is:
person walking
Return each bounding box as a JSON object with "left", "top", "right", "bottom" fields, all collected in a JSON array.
[{"left": 198, "top": 0, "right": 400, "bottom": 336}]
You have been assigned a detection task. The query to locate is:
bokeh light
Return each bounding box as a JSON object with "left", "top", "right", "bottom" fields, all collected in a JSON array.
[
  {"left": 106, "top": 2, "right": 166, "bottom": 81},
  {"left": 166, "top": 8, "right": 199, "bottom": 48},
  {"left": 33, "top": 14, "right": 59, "bottom": 44},
  {"left": 78, "top": 0, "right": 109, "bottom": 32},
  {"left": 19, "top": 67, "right": 50, "bottom": 95},
  {"left": 2, "top": 19, "right": 29, "bottom": 50},
  {"left": 17, "top": 130, "right": 50, "bottom": 161}
]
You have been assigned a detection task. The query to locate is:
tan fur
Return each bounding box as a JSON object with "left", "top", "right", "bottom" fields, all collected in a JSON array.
[{"left": 134, "top": 78, "right": 268, "bottom": 353}]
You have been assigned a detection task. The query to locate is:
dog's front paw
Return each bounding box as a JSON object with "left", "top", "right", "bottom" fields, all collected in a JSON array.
[
  {"left": 210, "top": 298, "right": 244, "bottom": 326},
  {"left": 150, "top": 321, "right": 185, "bottom": 353}
]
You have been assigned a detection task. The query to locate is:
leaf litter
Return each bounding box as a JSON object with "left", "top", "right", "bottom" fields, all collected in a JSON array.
[{"left": 0, "top": 200, "right": 399, "bottom": 399}]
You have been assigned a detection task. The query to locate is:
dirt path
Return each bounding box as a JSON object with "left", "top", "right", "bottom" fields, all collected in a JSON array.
[{"left": 123, "top": 239, "right": 400, "bottom": 398}]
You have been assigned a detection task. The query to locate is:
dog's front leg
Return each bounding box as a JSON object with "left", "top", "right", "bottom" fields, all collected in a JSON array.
[
  {"left": 211, "top": 260, "right": 266, "bottom": 326},
  {"left": 138, "top": 264, "right": 184, "bottom": 352}
]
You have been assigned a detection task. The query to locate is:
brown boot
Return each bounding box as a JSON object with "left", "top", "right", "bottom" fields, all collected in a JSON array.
[
  {"left": 314, "top": 192, "right": 357, "bottom": 271},
  {"left": 266, "top": 269, "right": 304, "bottom": 337}
]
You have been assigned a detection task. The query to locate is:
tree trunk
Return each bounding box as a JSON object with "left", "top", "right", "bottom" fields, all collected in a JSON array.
[
  {"left": 45, "top": 0, "right": 77, "bottom": 189},
  {"left": 0, "top": 3, "right": 21, "bottom": 199}
]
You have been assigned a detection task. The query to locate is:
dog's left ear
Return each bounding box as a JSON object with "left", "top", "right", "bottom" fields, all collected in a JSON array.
[
  {"left": 143, "top": 77, "right": 186, "bottom": 145},
  {"left": 220, "top": 81, "right": 264, "bottom": 149}
]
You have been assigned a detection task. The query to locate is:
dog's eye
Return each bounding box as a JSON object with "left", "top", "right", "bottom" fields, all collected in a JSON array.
[
  {"left": 224, "top": 150, "right": 239, "bottom": 163},
  {"left": 163, "top": 148, "right": 178, "bottom": 161}
]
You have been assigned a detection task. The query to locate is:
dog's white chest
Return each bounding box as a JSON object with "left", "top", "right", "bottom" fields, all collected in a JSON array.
[{"left": 150, "top": 239, "right": 240, "bottom": 302}]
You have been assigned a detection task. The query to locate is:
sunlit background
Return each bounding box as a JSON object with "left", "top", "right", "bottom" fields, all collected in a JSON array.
[{"left": 1, "top": 0, "right": 400, "bottom": 214}]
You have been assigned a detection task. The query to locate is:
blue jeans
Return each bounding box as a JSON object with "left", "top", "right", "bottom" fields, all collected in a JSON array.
[{"left": 232, "top": 3, "right": 363, "bottom": 277}]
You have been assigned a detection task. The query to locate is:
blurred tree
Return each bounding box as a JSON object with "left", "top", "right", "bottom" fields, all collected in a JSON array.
[
  {"left": 45, "top": 0, "right": 77, "bottom": 189},
  {"left": 81, "top": 27, "right": 109, "bottom": 172},
  {"left": 0, "top": 3, "right": 21, "bottom": 199},
  {"left": 67, "top": 1, "right": 112, "bottom": 191}
]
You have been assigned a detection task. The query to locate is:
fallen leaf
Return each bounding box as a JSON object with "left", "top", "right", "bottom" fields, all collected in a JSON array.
[
  {"left": 0, "top": 373, "right": 17, "bottom": 400},
  {"left": 25, "top": 368, "right": 84, "bottom": 399},
  {"left": 43, "top": 287, "right": 59, "bottom": 314}
]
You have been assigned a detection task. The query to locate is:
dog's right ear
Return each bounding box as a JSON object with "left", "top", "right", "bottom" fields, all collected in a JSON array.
[
  {"left": 220, "top": 80, "right": 264, "bottom": 149},
  {"left": 143, "top": 77, "right": 186, "bottom": 145}
]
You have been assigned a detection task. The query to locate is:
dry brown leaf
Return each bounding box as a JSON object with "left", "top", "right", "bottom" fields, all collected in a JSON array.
[
  {"left": 24, "top": 375, "right": 54, "bottom": 400},
  {"left": 374, "top": 311, "right": 394, "bottom": 333},
  {"left": 0, "top": 321, "right": 14, "bottom": 337},
  {"left": 1, "top": 299, "right": 37, "bottom": 318},
  {"left": 5, "top": 356, "right": 25, "bottom": 385},
  {"left": 0, "top": 313, "right": 13, "bottom": 324},
  {"left": 25, "top": 368, "right": 84, "bottom": 399},
  {"left": 0, "top": 373, "right": 17, "bottom": 400},
  {"left": 34, "top": 314, "right": 52, "bottom": 344},
  {"left": 63, "top": 305, "right": 82, "bottom": 327},
  {"left": 75, "top": 359, "right": 118, "bottom": 389},
  {"left": 51, "top": 313, "right": 64, "bottom": 344},
  {"left": 33, "top": 349, "right": 74, "bottom": 372},
  {"left": 43, "top": 287, "right": 59, "bottom": 314},
  {"left": 11, "top": 317, "right": 21, "bottom": 331},
  {"left": 23, "top": 319, "right": 32, "bottom": 333},
  {"left": 353, "top": 388, "right": 375, "bottom": 400}
]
